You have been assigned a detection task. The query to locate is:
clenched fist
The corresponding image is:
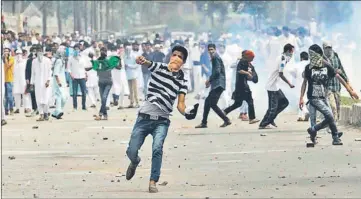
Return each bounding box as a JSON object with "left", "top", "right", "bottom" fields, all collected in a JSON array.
[{"left": 136, "top": 56, "right": 147, "bottom": 65}]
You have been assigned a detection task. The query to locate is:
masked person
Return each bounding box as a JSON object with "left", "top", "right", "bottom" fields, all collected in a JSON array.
[
  {"left": 195, "top": 44, "right": 231, "bottom": 128},
  {"left": 30, "top": 45, "right": 52, "bottom": 121},
  {"left": 125, "top": 45, "right": 198, "bottom": 193},
  {"left": 25, "top": 46, "right": 38, "bottom": 117},
  {"left": 299, "top": 44, "right": 359, "bottom": 145},
  {"left": 2, "top": 47, "right": 15, "bottom": 115},
  {"left": 51, "top": 45, "right": 68, "bottom": 119},
  {"left": 68, "top": 44, "right": 87, "bottom": 111},
  {"left": 13, "top": 49, "right": 30, "bottom": 114},
  {"left": 224, "top": 50, "right": 260, "bottom": 124},
  {"left": 259, "top": 44, "right": 295, "bottom": 129},
  {"left": 322, "top": 41, "right": 351, "bottom": 123}
]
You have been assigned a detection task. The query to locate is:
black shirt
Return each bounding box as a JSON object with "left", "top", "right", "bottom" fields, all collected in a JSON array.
[
  {"left": 235, "top": 59, "right": 251, "bottom": 92},
  {"left": 304, "top": 63, "right": 336, "bottom": 100}
]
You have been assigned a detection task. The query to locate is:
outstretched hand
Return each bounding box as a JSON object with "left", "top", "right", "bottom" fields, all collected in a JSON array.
[{"left": 185, "top": 103, "right": 199, "bottom": 120}]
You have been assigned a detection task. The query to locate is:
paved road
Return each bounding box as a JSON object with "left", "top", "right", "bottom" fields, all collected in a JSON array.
[{"left": 2, "top": 95, "right": 361, "bottom": 198}]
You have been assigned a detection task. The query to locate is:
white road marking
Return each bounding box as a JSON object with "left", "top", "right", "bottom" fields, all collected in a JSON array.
[
  {"left": 206, "top": 149, "right": 289, "bottom": 155},
  {"left": 87, "top": 126, "right": 132, "bottom": 129}
]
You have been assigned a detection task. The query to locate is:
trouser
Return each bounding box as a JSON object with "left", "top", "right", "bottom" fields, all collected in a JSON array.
[
  {"left": 260, "top": 90, "right": 289, "bottom": 127},
  {"left": 327, "top": 91, "right": 341, "bottom": 122},
  {"left": 99, "top": 82, "right": 112, "bottom": 116},
  {"left": 72, "top": 78, "right": 87, "bottom": 109},
  {"left": 126, "top": 115, "right": 170, "bottom": 182},
  {"left": 4, "top": 82, "right": 14, "bottom": 112},
  {"left": 37, "top": 103, "right": 49, "bottom": 115},
  {"left": 1, "top": 95, "right": 5, "bottom": 120},
  {"left": 309, "top": 98, "right": 338, "bottom": 137},
  {"left": 224, "top": 91, "right": 256, "bottom": 120},
  {"left": 309, "top": 103, "right": 317, "bottom": 127},
  {"left": 14, "top": 93, "right": 32, "bottom": 110},
  {"left": 113, "top": 82, "right": 125, "bottom": 107},
  {"left": 128, "top": 79, "right": 139, "bottom": 106},
  {"left": 201, "top": 87, "right": 229, "bottom": 124},
  {"left": 52, "top": 87, "right": 67, "bottom": 116},
  {"left": 142, "top": 72, "right": 151, "bottom": 97},
  {"left": 87, "top": 86, "right": 98, "bottom": 105},
  {"left": 28, "top": 84, "right": 37, "bottom": 110}
]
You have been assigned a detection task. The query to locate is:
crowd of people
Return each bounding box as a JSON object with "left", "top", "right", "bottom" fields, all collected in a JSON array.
[{"left": 2, "top": 23, "right": 360, "bottom": 192}]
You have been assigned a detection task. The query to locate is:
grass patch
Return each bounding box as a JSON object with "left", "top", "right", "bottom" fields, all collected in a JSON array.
[{"left": 341, "top": 96, "right": 360, "bottom": 106}]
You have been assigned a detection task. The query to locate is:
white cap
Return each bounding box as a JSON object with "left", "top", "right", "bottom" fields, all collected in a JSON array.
[
  {"left": 154, "top": 44, "right": 160, "bottom": 48},
  {"left": 15, "top": 49, "right": 22, "bottom": 54}
]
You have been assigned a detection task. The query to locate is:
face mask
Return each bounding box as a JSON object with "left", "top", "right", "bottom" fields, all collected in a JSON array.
[
  {"left": 285, "top": 51, "right": 293, "bottom": 58},
  {"left": 37, "top": 52, "right": 43, "bottom": 61},
  {"left": 73, "top": 50, "right": 79, "bottom": 57},
  {"left": 324, "top": 48, "right": 333, "bottom": 57},
  {"left": 168, "top": 56, "right": 183, "bottom": 72}
]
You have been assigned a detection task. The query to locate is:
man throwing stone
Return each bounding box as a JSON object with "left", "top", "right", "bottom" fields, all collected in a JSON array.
[{"left": 125, "top": 45, "right": 199, "bottom": 193}]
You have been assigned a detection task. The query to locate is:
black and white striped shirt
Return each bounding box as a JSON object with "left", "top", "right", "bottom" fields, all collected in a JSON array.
[{"left": 145, "top": 61, "right": 188, "bottom": 114}]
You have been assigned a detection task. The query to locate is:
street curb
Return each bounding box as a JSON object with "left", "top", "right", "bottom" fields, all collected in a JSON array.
[{"left": 340, "top": 103, "right": 361, "bottom": 126}]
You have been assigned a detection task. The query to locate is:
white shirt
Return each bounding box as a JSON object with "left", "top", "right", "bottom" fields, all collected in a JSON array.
[
  {"left": 266, "top": 54, "right": 291, "bottom": 91},
  {"left": 124, "top": 52, "right": 139, "bottom": 80},
  {"left": 67, "top": 55, "right": 87, "bottom": 79}
]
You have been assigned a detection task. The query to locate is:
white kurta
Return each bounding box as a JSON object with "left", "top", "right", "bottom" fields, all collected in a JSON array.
[
  {"left": 31, "top": 57, "right": 53, "bottom": 104},
  {"left": 13, "top": 58, "right": 27, "bottom": 94}
]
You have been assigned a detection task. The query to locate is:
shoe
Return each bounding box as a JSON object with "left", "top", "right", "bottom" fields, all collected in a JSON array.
[
  {"left": 126, "top": 160, "right": 140, "bottom": 180},
  {"left": 332, "top": 136, "right": 343, "bottom": 145},
  {"left": 149, "top": 183, "right": 158, "bottom": 193},
  {"left": 270, "top": 121, "right": 277, "bottom": 127},
  {"left": 117, "top": 106, "right": 124, "bottom": 110},
  {"left": 128, "top": 104, "right": 134, "bottom": 108},
  {"left": 14, "top": 109, "right": 20, "bottom": 114},
  {"left": 36, "top": 115, "right": 45, "bottom": 122},
  {"left": 50, "top": 105, "right": 56, "bottom": 109},
  {"left": 82, "top": 108, "right": 87, "bottom": 111},
  {"left": 337, "top": 132, "right": 343, "bottom": 139},
  {"left": 90, "top": 104, "right": 96, "bottom": 108},
  {"left": 94, "top": 115, "right": 102, "bottom": 121},
  {"left": 304, "top": 113, "right": 310, "bottom": 121},
  {"left": 102, "top": 115, "right": 108, "bottom": 120},
  {"left": 1, "top": 120, "right": 7, "bottom": 126},
  {"left": 297, "top": 117, "right": 304, "bottom": 122},
  {"left": 195, "top": 123, "right": 207, "bottom": 128},
  {"left": 307, "top": 128, "right": 317, "bottom": 144},
  {"left": 249, "top": 119, "right": 260, "bottom": 124},
  {"left": 9, "top": 109, "right": 14, "bottom": 115},
  {"left": 44, "top": 113, "right": 49, "bottom": 121},
  {"left": 259, "top": 125, "right": 272, "bottom": 129},
  {"left": 5, "top": 111, "right": 9, "bottom": 116},
  {"left": 220, "top": 120, "right": 231, "bottom": 128},
  {"left": 113, "top": 101, "right": 119, "bottom": 106}
]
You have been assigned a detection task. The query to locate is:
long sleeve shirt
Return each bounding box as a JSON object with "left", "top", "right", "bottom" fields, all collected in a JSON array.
[
  {"left": 209, "top": 54, "right": 226, "bottom": 90},
  {"left": 67, "top": 56, "right": 87, "bottom": 79}
]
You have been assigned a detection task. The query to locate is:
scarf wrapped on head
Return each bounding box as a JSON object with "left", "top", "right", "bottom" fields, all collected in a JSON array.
[{"left": 309, "top": 49, "right": 323, "bottom": 69}]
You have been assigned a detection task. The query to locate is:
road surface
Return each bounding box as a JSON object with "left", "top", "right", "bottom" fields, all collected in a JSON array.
[{"left": 2, "top": 95, "right": 361, "bottom": 198}]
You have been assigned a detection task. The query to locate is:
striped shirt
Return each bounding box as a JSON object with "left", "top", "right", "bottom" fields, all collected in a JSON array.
[{"left": 144, "top": 61, "right": 188, "bottom": 114}]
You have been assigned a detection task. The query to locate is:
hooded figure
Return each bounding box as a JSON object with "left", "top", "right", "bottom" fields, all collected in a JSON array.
[{"left": 51, "top": 46, "right": 68, "bottom": 119}]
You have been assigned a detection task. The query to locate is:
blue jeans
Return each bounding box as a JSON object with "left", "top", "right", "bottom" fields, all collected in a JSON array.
[
  {"left": 4, "top": 82, "right": 14, "bottom": 112},
  {"left": 126, "top": 115, "right": 170, "bottom": 182},
  {"left": 98, "top": 82, "right": 112, "bottom": 116},
  {"left": 309, "top": 98, "right": 338, "bottom": 137},
  {"left": 72, "top": 78, "right": 87, "bottom": 109}
]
